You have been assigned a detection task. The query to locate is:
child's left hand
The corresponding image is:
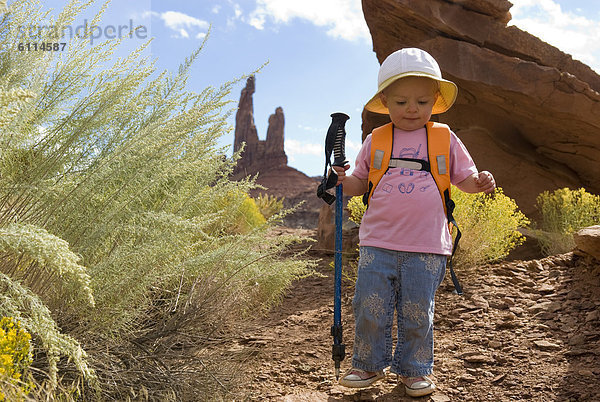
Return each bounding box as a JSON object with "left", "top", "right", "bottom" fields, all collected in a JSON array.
[{"left": 475, "top": 171, "right": 496, "bottom": 194}]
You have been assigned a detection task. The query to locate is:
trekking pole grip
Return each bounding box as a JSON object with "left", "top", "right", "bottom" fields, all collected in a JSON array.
[{"left": 330, "top": 112, "right": 350, "bottom": 168}]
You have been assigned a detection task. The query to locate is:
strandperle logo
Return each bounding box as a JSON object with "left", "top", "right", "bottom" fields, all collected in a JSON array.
[{"left": 17, "top": 19, "right": 149, "bottom": 45}]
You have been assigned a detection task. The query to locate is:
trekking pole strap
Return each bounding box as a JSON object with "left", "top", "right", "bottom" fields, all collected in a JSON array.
[
  {"left": 316, "top": 113, "right": 349, "bottom": 205},
  {"left": 448, "top": 217, "right": 463, "bottom": 295}
]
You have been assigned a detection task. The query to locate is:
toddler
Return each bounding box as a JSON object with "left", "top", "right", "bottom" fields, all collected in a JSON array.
[{"left": 334, "top": 48, "right": 495, "bottom": 397}]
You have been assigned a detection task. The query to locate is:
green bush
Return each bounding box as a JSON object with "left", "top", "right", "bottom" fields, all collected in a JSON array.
[
  {"left": 0, "top": 0, "right": 313, "bottom": 399},
  {"left": 345, "top": 188, "right": 529, "bottom": 268},
  {"left": 535, "top": 187, "right": 600, "bottom": 255}
]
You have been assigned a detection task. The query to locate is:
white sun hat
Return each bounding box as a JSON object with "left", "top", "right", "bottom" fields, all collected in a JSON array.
[{"left": 365, "top": 47, "right": 458, "bottom": 115}]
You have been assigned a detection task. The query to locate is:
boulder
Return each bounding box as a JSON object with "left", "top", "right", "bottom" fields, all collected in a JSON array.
[
  {"left": 316, "top": 204, "right": 335, "bottom": 252},
  {"left": 316, "top": 202, "right": 360, "bottom": 254},
  {"left": 574, "top": 225, "right": 600, "bottom": 261},
  {"left": 361, "top": 0, "right": 600, "bottom": 217}
]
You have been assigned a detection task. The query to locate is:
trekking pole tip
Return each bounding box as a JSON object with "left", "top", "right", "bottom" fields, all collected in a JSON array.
[{"left": 335, "top": 367, "right": 340, "bottom": 380}]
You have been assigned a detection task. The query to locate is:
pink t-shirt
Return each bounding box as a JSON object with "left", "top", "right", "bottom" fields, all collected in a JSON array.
[{"left": 353, "top": 126, "right": 477, "bottom": 255}]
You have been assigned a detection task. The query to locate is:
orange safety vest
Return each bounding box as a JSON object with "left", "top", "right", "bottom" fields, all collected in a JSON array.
[{"left": 362, "top": 121, "right": 463, "bottom": 294}]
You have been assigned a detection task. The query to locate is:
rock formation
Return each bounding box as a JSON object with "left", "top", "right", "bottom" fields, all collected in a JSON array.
[
  {"left": 233, "top": 76, "right": 259, "bottom": 156},
  {"left": 574, "top": 225, "right": 600, "bottom": 261},
  {"left": 361, "top": 0, "right": 600, "bottom": 216},
  {"left": 232, "top": 76, "right": 322, "bottom": 228},
  {"left": 233, "top": 76, "right": 287, "bottom": 177}
]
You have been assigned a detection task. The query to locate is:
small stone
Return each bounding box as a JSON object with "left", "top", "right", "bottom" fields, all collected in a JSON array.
[
  {"left": 471, "top": 294, "right": 490, "bottom": 311},
  {"left": 568, "top": 334, "right": 586, "bottom": 346},
  {"left": 492, "top": 373, "right": 506, "bottom": 383},
  {"left": 509, "top": 306, "right": 525, "bottom": 316},
  {"left": 329, "top": 386, "right": 344, "bottom": 395},
  {"left": 539, "top": 283, "right": 555, "bottom": 294},
  {"left": 431, "top": 394, "right": 451, "bottom": 402},
  {"left": 528, "top": 260, "right": 544, "bottom": 272},
  {"left": 528, "top": 301, "right": 551, "bottom": 313},
  {"left": 458, "top": 374, "right": 477, "bottom": 383},
  {"left": 533, "top": 340, "right": 562, "bottom": 351},
  {"left": 463, "top": 354, "right": 495, "bottom": 364},
  {"left": 585, "top": 310, "right": 600, "bottom": 322}
]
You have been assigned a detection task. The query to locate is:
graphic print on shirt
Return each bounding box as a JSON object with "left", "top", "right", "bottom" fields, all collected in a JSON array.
[
  {"left": 398, "top": 183, "right": 415, "bottom": 194},
  {"left": 396, "top": 144, "right": 422, "bottom": 177},
  {"left": 395, "top": 144, "right": 423, "bottom": 195}
]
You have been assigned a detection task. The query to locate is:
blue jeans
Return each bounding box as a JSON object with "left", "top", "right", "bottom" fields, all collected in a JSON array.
[{"left": 352, "top": 246, "right": 446, "bottom": 377}]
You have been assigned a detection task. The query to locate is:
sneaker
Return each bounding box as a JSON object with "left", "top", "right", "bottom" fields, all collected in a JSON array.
[
  {"left": 403, "top": 376, "right": 436, "bottom": 397},
  {"left": 339, "top": 368, "right": 385, "bottom": 388}
]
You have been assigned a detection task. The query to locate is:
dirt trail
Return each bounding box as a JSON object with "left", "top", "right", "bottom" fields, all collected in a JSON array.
[{"left": 241, "top": 233, "right": 600, "bottom": 401}]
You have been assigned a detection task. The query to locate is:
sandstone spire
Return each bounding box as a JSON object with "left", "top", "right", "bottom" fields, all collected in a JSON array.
[
  {"left": 234, "top": 76, "right": 258, "bottom": 155},
  {"left": 233, "top": 76, "right": 288, "bottom": 177},
  {"left": 266, "top": 106, "right": 287, "bottom": 167}
]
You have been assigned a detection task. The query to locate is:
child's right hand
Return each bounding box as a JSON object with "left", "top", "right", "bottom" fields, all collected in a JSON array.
[{"left": 331, "top": 164, "right": 350, "bottom": 186}]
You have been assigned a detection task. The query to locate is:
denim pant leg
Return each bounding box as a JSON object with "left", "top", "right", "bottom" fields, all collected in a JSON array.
[
  {"left": 351, "top": 246, "right": 397, "bottom": 372},
  {"left": 391, "top": 252, "right": 446, "bottom": 377}
]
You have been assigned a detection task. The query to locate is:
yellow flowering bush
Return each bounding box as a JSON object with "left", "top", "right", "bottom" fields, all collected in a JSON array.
[
  {"left": 207, "top": 188, "right": 266, "bottom": 234},
  {"left": 452, "top": 187, "right": 529, "bottom": 267},
  {"left": 0, "top": 317, "right": 33, "bottom": 400},
  {"left": 347, "top": 196, "right": 367, "bottom": 226},
  {"left": 535, "top": 187, "right": 600, "bottom": 255},
  {"left": 345, "top": 188, "right": 529, "bottom": 268}
]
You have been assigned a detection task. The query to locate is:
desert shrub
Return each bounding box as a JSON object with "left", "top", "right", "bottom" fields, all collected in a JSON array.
[
  {"left": 0, "top": 273, "right": 95, "bottom": 390},
  {"left": 0, "top": 317, "right": 34, "bottom": 400},
  {"left": 210, "top": 189, "right": 267, "bottom": 234},
  {"left": 535, "top": 187, "right": 600, "bottom": 255},
  {"left": 345, "top": 188, "right": 528, "bottom": 268},
  {"left": 0, "top": 224, "right": 95, "bottom": 311},
  {"left": 452, "top": 186, "right": 529, "bottom": 267},
  {"left": 0, "top": 0, "right": 313, "bottom": 399},
  {"left": 347, "top": 195, "right": 366, "bottom": 226},
  {"left": 255, "top": 193, "right": 285, "bottom": 220}
]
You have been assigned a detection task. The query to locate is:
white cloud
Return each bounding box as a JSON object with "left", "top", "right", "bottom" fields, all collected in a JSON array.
[
  {"left": 233, "top": 3, "right": 243, "bottom": 19},
  {"left": 247, "top": 0, "right": 370, "bottom": 42},
  {"left": 228, "top": 3, "right": 244, "bottom": 28},
  {"left": 144, "top": 10, "right": 209, "bottom": 39},
  {"left": 509, "top": 0, "right": 600, "bottom": 72},
  {"left": 297, "top": 124, "right": 321, "bottom": 132},
  {"left": 285, "top": 139, "right": 323, "bottom": 156},
  {"left": 346, "top": 139, "right": 362, "bottom": 152}
]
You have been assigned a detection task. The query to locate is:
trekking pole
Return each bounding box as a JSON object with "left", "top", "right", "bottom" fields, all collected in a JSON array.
[
  {"left": 315, "top": 112, "right": 350, "bottom": 380},
  {"left": 331, "top": 113, "right": 349, "bottom": 380}
]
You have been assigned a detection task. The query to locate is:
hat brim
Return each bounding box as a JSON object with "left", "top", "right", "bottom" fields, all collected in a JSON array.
[{"left": 365, "top": 72, "right": 458, "bottom": 115}]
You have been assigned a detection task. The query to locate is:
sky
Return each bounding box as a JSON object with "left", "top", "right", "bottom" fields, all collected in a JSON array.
[{"left": 12, "top": 0, "right": 600, "bottom": 177}]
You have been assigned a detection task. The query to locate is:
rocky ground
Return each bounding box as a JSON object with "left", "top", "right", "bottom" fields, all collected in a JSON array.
[{"left": 238, "top": 230, "right": 600, "bottom": 401}]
